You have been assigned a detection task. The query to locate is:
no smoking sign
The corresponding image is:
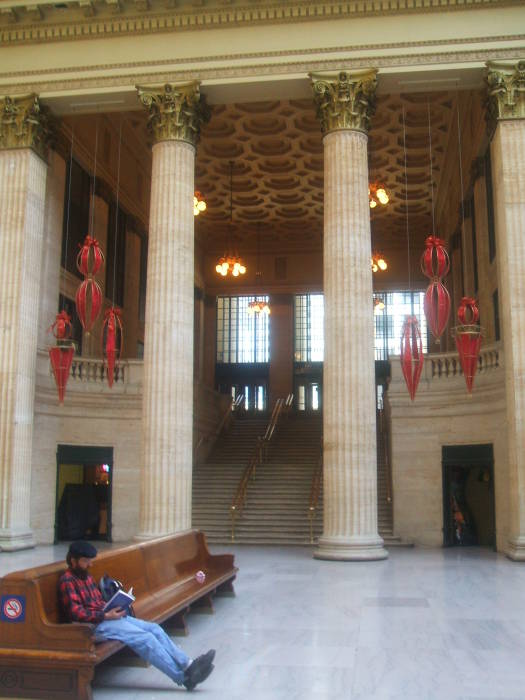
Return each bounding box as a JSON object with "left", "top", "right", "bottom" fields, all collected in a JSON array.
[{"left": 0, "top": 595, "right": 26, "bottom": 623}]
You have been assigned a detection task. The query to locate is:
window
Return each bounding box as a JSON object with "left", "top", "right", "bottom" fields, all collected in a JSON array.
[
  {"left": 61, "top": 159, "right": 91, "bottom": 278},
  {"left": 470, "top": 195, "right": 478, "bottom": 294},
  {"left": 294, "top": 294, "right": 324, "bottom": 362},
  {"left": 493, "top": 289, "right": 500, "bottom": 342},
  {"left": 484, "top": 149, "right": 496, "bottom": 263},
  {"left": 216, "top": 296, "right": 270, "bottom": 364},
  {"left": 374, "top": 291, "right": 428, "bottom": 360},
  {"left": 106, "top": 202, "right": 126, "bottom": 308}
]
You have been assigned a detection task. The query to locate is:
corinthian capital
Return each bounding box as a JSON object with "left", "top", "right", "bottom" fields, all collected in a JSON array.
[
  {"left": 0, "top": 94, "right": 50, "bottom": 160},
  {"left": 136, "top": 82, "right": 210, "bottom": 147},
  {"left": 310, "top": 70, "right": 377, "bottom": 135},
  {"left": 486, "top": 60, "right": 525, "bottom": 133}
]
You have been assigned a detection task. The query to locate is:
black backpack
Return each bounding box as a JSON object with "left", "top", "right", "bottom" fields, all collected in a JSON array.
[{"left": 99, "top": 574, "right": 135, "bottom": 616}]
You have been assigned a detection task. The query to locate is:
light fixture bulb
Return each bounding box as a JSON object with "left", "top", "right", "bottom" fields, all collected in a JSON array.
[
  {"left": 198, "top": 201, "right": 206, "bottom": 212},
  {"left": 232, "top": 268, "right": 239, "bottom": 277},
  {"left": 239, "top": 264, "right": 246, "bottom": 274},
  {"left": 215, "top": 263, "right": 222, "bottom": 273},
  {"left": 378, "top": 258, "right": 387, "bottom": 271},
  {"left": 369, "top": 199, "right": 377, "bottom": 209},
  {"left": 376, "top": 188, "right": 389, "bottom": 205}
]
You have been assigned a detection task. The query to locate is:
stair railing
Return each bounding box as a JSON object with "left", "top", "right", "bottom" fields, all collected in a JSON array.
[
  {"left": 229, "top": 396, "right": 287, "bottom": 542},
  {"left": 308, "top": 447, "right": 323, "bottom": 544},
  {"left": 377, "top": 407, "right": 392, "bottom": 504},
  {"left": 193, "top": 394, "right": 242, "bottom": 463}
]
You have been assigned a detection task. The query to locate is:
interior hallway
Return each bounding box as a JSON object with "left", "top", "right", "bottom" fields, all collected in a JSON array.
[{"left": 3, "top": 544, "right": 525, "bottom": 699}]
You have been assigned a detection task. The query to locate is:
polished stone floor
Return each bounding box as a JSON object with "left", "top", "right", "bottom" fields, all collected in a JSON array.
[{"left": 3, "top": 544, "right": 525, "bottom": 699}]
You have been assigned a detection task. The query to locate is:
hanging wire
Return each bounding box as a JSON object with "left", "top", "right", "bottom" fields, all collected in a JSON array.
[
  {"left": 63, "top": 122, "right": 75, "bottom": 292},
  {"left": 89, "top": 117, "right": 100, "bottom": 238},
  {"left": 456, "top": 87, "right": 468, "bottom": 296},
  {"left": 402, "top": 105, "right": 411, "bottom": 293},
  {"left": 427, "top": 100, "right": 436, "bottom": 238},
  {"left": 112, "top": 116, "right": 123, "bottom": 308}
]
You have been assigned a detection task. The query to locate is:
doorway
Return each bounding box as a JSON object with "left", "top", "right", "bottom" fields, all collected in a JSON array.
[
  {"left": 442, "top": 444, "right": 495, "bottom": 548},
  {"left": 55, "top": 445, "right": 113, "bottom": 543}
]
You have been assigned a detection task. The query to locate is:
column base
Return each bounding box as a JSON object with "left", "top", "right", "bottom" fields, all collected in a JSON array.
[
  {"left": 0, "top": 528, "right": 35, "bottom": 552},
  {"left": 506, "top": 536, "right": 525, "bottom": 561},
  {"left": 314, "top": 534, "right": 388, "bottom": 561}
]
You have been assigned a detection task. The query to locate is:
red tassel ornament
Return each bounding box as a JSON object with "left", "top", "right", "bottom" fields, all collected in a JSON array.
[
  {"left": 400, "top": 315, "right": 424, "bottom": 401},
  {"left": 47, "top": 311, "right": 75, "bottom": 403},
  {"left": 102, "top": 307, "right": 123, "bottom": 388},
  {"left": 453, "top": 297, "right": 483, "bottom": 394},
  {"left": 76, "top": 235, "right": 105, "bottom": 277},
  {"left": 421, "top": 236, "right": 451, "bottom": 341},
  {"left": 420, "top": 236, "right": 450, "bottom": 279}
]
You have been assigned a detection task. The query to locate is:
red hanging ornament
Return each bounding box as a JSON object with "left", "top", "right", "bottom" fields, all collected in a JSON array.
[
  {"left": 420, "top": 236, "right": 450, "bottom": 279},
  {"left": 102, "top": 307, "right": 124, "bottom": 388},
  {"left": 76, "top": 235, "right": 105, "bottom": 277},
  {"left": 424, "top": 280, "right": 451, "bottom": 340},
  {"left": 75, "top": 277, "right": 103, "bottom": 332},
  {"left": 47, "top": 311, "right": 75, "bottom": 404},
  {"left": 453, "top": 297, "right": 483, "bottom": 394},
  {"left": 421, "top": 236, "right": 451, "bottom": 341},
  {"left": 400, "top": 315, "right": 424, "bottom": 401}
]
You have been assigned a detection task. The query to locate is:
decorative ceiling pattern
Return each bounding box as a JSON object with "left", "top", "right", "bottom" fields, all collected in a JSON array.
[{"left": 194, "top": 92, "right": 456, "bottom": 254}]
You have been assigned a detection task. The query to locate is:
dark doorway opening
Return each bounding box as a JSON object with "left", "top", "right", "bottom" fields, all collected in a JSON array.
[
  {"left": 55, "top": 445, "right": 113, "bottom": 543},
  {"left": 442, "top": 444, "right": 495, "bottom": 548}
]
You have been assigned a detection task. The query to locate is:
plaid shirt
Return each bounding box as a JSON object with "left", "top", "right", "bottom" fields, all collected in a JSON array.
[{"left": 59, "top": 568, "right": 105, "bottom": 624}]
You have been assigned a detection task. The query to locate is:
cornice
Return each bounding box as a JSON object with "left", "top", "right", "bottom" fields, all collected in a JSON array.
[
  {"left": 1, "top": 46, "right": 525, "bottom": 98},
  {"left": 0, "top": 0, "right": 523, "bottom": 47}
]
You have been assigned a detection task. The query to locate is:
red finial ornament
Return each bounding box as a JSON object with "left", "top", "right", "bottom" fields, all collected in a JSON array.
[
  {"left": 420, "top": 236, "right": 451, "bottom": 341},
  {"left": 102, "top": 307, "right": 123, "bottom": 388},
  {"left": 400, "top": 315, "right": 424, "bottom": 401},
  {"left": 75, "top": 235, "right": 104, "bottom": 332},
  {"left": 47, "top": 311, "right": 75, "bottom": 403},
  {"left": 454, "top": 297, "right": 483, "bottom": 394}
]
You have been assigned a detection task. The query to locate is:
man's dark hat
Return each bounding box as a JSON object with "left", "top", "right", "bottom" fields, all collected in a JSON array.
[{"left": 68, "top": 540, "right": 98, "bottom": 559}]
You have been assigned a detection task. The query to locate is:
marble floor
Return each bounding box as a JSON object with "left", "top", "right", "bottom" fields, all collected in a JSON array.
[{"left": 3, "top": 544, "right": 525, "bottom": 699}]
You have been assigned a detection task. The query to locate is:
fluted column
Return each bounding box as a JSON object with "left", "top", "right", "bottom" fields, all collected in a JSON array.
[
  {"left": 0, "top": 95, "right": 50, "bottom": 550},
  {"left": 486, "top": 61, "right": 525, "bottom": 560},
  {"left": 136, "top": 83, "right": 209, "bottom": 538},
  {"left": 311, "top": 71, "right": 387, "bottom": 560}
]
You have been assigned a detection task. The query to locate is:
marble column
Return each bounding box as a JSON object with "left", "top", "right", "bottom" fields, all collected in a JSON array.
[
  {"left": 486, "top": 60, "right": 525, "bottom": 560},
  {"left": 310, "top": 70, "right": 387, "bottom": 560},
  {"left": 136, "top": 83, "right": 209, "bottom": 538},
  {"left": 0, "top": 95, "right": 50, "bottom": 550}
]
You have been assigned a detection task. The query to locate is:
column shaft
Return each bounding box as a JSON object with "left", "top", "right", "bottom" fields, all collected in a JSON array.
[
  {"left": 316, "top": 130, "right": 386, "bottom": 560},
  {"left": 491, "top": 120, "right": 525, "bottom": 559},
  {"left": 0, "top": 149, "right": 47, "bottom": 550},
  {"left": 138, "top": 140, "right": 195, "bottom": 537}
]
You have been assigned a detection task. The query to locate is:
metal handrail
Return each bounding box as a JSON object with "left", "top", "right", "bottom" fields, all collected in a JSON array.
[
  {"left": 377, "top": 407, "right": 392, "bottom": 505},
  {"left": 193, "top": 395, "right": 240, "bottom": 462},
  {"left": 229, "top": 396, "right": 288, "bottom": 542},
  {"left": 308, "top": 448, "right": 323, "bottom": 544}
]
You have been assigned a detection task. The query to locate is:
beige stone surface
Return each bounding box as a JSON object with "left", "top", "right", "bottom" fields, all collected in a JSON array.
[
  {"left": 0, "top": 149, "right": 47, "bottom": 550},
  {"left": 316, "top": 129, "right": 386, "bottom": 561},
  {"left": 491, "top": 119, "right": 525, "bottom": 559},
  {"left": 138, "top": 139, "right": 195, "bottom": 538},
  {"left": 388, "top": 346, "right": 508, "bottom": 550}
]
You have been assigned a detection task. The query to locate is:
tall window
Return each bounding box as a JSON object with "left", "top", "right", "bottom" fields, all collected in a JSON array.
[
  {"left": 216, "top": 296, "right": 270, "bottom": 364},
  {"left": 374, "top": 291, "right": 428, "bottom": 360},
  {"left": 106, "top": 202, "right": 126, "bottom": 308},
  {"left": 61, "top": 158, "right": 91, "bottom": 278},
  {"left": 484, "top": 148, "right": 496, "bottom": 263},
  {"left": 294, "top": 294, "right": 324, "bottom": 362}
]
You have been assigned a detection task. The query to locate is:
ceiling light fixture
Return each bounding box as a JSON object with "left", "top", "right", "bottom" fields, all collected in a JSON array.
[
  {"left": 193, "top": 190, "right": 206, "bottom": 216},
  {"left": 369, "top": 183, "right": 390, "bottom": 209},
  {"left": 371, "top": 252, "right": 388, "bottom": 273},
  {"left": 215, "top": 162, "right": 247, "bottom": 277}
]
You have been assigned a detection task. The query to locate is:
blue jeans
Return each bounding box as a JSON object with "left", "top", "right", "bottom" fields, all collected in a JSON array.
[{"left": 94, "top": 617, "right": 190, "bottom": 685}]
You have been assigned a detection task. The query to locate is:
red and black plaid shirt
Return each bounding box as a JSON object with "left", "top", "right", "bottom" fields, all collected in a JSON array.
[{"left": 59, "top": 569, "right": 105, "bottom": 624}]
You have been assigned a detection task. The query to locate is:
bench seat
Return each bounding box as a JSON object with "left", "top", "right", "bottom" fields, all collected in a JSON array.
[{"left": 0, "top": 530, "right": 237, "bottom": 700}]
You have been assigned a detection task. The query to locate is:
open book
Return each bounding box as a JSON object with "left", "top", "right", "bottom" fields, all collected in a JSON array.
[{"left": 103, "top": 587, "right": 135, "bottom": 612}]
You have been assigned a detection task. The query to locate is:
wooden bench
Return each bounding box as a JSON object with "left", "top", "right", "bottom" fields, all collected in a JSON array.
[{"left": 0, "top": 529, "right": 237, "bottom": 700}]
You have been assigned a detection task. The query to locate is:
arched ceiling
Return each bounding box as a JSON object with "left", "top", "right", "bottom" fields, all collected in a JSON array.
[{"left": 194, "top": 91, "right": 457, "bottom": 255}]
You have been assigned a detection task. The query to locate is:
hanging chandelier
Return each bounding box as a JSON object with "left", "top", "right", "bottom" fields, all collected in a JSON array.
[
  {"left": 194, "top": 190, "right": 206, "bottom": 216},
  {"left": 369, "top": 183, "right": 390, "bottom": 209},
  {"left": 247, "top": 227, "right": 270, "bottom": 315},
  {"left": 371, "top": 252, "right": 388, "bottom": 272},
  {"left": 248, "top": 298, "right": 271, "bottom": 315},
  {"left": 215, "top": 161, "right": 246, "bottom": 277}
]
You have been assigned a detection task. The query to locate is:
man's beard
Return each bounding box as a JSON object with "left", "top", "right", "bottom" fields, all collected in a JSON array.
[{"left": 72, "top": 566, "right": 89, "bottom": 580}]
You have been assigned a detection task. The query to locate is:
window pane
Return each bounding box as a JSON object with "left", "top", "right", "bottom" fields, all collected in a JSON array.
[{"left": 216, "top": 295, "right": 270, "bottom": 364}]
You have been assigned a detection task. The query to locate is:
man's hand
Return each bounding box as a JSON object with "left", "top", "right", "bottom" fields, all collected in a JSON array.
[{"left": 104, "top": 607, "right": 126, "bottom": 620}]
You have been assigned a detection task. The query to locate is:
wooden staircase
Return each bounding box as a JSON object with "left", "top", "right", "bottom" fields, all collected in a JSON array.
[{"left": 192, "top": 411, "right": 400, "bottom": 545}]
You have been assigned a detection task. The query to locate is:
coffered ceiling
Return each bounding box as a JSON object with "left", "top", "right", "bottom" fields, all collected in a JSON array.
[{"left": 193, "top": 91, "right": 458, "bottom": 255}]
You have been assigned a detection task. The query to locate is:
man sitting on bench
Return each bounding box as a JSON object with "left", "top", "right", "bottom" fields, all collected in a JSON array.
[{"left": 59, "top": 541, "right": 215, "bottom": 691}]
